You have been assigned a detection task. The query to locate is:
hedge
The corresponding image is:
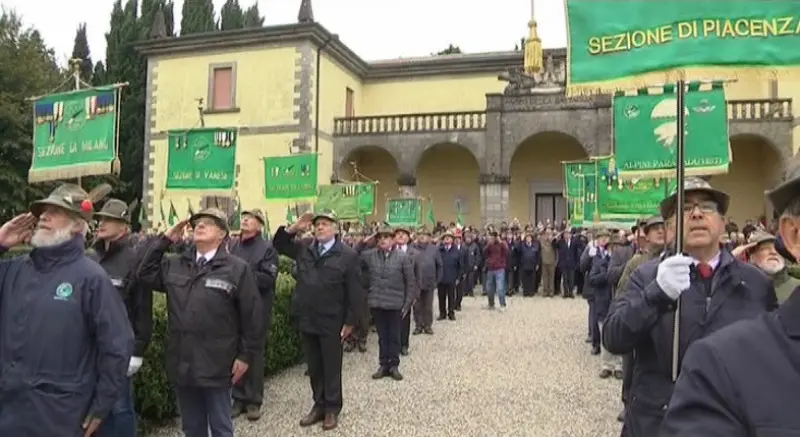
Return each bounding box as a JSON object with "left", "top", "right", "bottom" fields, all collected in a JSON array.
[{"left": 1, "top": 248, "right": 303, "bottom": 430}]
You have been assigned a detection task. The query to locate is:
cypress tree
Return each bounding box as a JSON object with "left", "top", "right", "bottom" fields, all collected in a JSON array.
[
  {"left": 242, "top": 3, "right": 264, "bottom": 28},
  {"left": 180, "top": 0, "right": 215, "bottom": 35},
  {"left": 219, "top": 0, "right": 244, "bottom": 31},
  {"left": 91, "top": 61, "right": 106, "bottom": 86},
  {"left": 71, "top": 23, "right": 94, "bottom": 83}
]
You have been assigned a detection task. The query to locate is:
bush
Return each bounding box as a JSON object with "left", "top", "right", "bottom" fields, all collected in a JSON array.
[{"left": 1, "top": 249, "right": 303, "bottom": 428}]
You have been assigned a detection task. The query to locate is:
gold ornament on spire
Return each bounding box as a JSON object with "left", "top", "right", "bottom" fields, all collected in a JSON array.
[{"left": 524, "top": 18, "right": 543, "bottom": 75}]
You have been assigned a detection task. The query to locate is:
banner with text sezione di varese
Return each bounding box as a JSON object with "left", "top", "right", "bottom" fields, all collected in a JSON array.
[
  {"left": 166, "top": 128, "right": 237, "bottom": 192},
  {"left": 613, "top": 84, "right": 731, "bottom": 178},
  {"left": 565, "top": 1, "right": 800, "bottom": 95},
  {"left": 29, "top": 86, "right": 120, "bottom": 183}
]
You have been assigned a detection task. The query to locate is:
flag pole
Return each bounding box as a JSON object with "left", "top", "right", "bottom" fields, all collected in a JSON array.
[{"left": 672, "top": 80, "right": 687, "bottom": 382}]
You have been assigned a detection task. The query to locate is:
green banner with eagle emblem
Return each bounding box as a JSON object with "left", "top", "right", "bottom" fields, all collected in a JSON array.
[
  {"left": 613, "top": 84, "right": 730, "bottom": 179},
  {"left": 263, "top": 153, "right": 318, "bottom": 200},
  {"left": 166, "top": 128, "right": 237, "bottom": 191},
  {"left": 29, "top": 86, "right": 121, "bottom": 183}
]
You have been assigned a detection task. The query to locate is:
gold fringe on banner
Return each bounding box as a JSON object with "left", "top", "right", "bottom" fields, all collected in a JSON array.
[
  {"left": 565, "top": 66, "right": 800, "bottom": 98},
  {"left": 28, "top": 161, "right": 118, "bottom": 183}
]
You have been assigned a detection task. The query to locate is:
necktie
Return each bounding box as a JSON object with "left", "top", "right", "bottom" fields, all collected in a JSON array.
[
  {"left": 697, "top": 262, "right": 713, "bottom": 279},
  {"left": 197, "top": 256, "right": 207, "bottom": 267},
  {"left": 318, "top": 244, "right": 325, "bottom": 257}
]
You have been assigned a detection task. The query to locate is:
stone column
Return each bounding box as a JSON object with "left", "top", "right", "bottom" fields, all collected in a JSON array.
[
  {"left": 479, "top": 173, "right": 510, "bottom": 226},
  {"left": 396, "top": 173, "right": 418, "bottom": 198}
]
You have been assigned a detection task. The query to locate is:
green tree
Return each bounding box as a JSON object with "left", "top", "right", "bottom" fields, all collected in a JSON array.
[
  {"left": 163, "top": 1, "right": 176, "bottom": 36},
  {"left": 180, "top": 0, "right": 216, "bottom": 35},
  {"left": 91, "top": 61, "right": 106, "bottom": 86},
  {"left": 437, "top": 44, "right": 461, "bottom": 55},
  {"left": 71, "top": 23, "right": 93, "bottom": 83},
  {"left": 219, "top": 0, "right": 244, "bottom": 30},
  {"left": 242, "top": 2, "right": 263, "bottom": 28},
  {"left": 0, "top": 11, "right": 63, "bottom": 221}
]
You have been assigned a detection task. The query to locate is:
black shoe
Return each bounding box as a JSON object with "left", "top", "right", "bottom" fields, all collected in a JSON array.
[
  {"left": 591, "top": 346, "right": 601, "bottom": 355},
  {"left": 424, "top": 327, "right": 434, "bottom": 335},
  {"left": 448, "top": 314, "right": 456, "bottom": 321},
  {"left": 412, "top": 327, "right": 423, "bottom": 335},
  {"left": 232, "top": 401, "right": 244, "bottom": 418},
  {"left": 614, "top": 369, "right": 624, "bottom": 380},
  {"left": 372, "top": 367, "right": 388, "bottom": 379},
  {"left": 357, "top": 343, "right": 367, "bottom": 353},
  {"left": 389, "top": 367, "right": 404, "bottom": 381},
  {"left": 437, "top": 315, "right": 446, "bottom": 321},
  {"left": 454, "top": 306, "right": 461, "bottom": 311},
  {"left": 617, "top": 408, "right": 625, "bottom": 422},
  {"left": 599, "top": 369, "right": 612, "bottom": 379},
  {"left": 343, "top": 342, "right": 355, "bottom": 352},
  {"left": 400, "top": 346, "right": 409, "bottom": 356}
]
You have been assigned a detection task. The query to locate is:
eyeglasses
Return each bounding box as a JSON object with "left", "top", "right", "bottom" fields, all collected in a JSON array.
[{"left": 682, "top": 201, "right": 719, "bottom": 214}]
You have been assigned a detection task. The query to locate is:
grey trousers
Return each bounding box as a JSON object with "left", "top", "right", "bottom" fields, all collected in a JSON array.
[
  {"left": 413, "top": 289, "right": 434, "bottom": 329},
  {"left": 232, "top": 291, "right": 274, "bottom": 406}
]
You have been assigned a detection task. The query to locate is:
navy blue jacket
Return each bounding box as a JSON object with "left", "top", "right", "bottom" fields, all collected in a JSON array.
[
  {"left": 556, "top": 238, "right": 579, "bottom": 270},
  {"left": 438, "top": 244, "right": 462, "bottom": 285},
  {"left": 587, "top": 250, "right": 613, "bottom": 317},
  {"left": 518, "top": 241, "right": 541, "bottom": 271},
  {"left": 602, "top": 250, "right": 777, "bottom": 437},
  {"left": 0, "top": 237, "right": 134, "bottom": 437},
  {"left": 660, "top": 286, "right": 800, "bottom": 437}
]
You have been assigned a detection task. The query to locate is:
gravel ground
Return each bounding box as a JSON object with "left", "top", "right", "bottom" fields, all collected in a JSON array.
[{"left": 150, "top": 293, "right": 623, "bottom": 437}]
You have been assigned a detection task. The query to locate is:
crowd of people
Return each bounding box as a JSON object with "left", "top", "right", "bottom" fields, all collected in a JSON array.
[{"left": 3, "top": 163, "right": 800, "bottom": 437}]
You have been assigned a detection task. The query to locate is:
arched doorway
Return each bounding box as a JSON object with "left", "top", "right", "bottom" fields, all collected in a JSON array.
[
  {"left": 416, "top": 143, "right": 480, "bottom": 227},
  {"left": 709, "top": 134, "right": 782, "bottom": 224},
  {"left": 337, "top": 146, "right": 399, "bottom": 222},
  {"left": 509, "top": 132, "right": 588, "bottom": 225}
]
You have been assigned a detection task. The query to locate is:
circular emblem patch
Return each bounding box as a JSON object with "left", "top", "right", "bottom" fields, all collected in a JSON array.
[{"left": 56, "top": 283, "right": 73, "bottom": 298}]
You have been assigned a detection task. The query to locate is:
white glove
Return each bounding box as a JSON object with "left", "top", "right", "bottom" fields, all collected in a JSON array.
[
  {"left": 127, "top": 356, "right": 143, "bottom": 377},
  {"left": 656, "top": 255, "right": 694, "bottom": 300},
  {"left": 588, "top": 246, "right": 598, "bottom": 257}
]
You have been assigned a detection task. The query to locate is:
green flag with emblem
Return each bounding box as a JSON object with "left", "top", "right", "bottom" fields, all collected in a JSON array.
[
  {"left": 166, "top": 128, "right": 237, "bottom": 192},
  {"left": 613, "top": 84, "right": 730, "bottom": 179},
  {"left": 168, "top": 200, "right": 178, "bottom": 226},
  {"left": 29, "top": 85, "right": 121, "bottom": 183},
  {"left": 427, "top": 200, "right": 435, "bottom": 226},
  {"left": 264, "top": 154, "right": 318, "bottom": 200},
  {"left": 386, "top": 198, "right": 421, "bottom": 227},
  {"left": 593, "top": 156, "right": 674, "bottom": 220}
]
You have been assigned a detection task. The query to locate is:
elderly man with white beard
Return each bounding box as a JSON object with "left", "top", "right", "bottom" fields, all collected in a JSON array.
[
  {"left": 0, "top": 184, "right": 134, "bottom": 437},
  {"left": 734, "top": 231, "right": 800, "bottom": 304}
]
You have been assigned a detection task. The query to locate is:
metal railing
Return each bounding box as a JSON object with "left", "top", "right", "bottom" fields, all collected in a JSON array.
[{"left": 333, "top": 111, "right": 486, "bottom": 136}]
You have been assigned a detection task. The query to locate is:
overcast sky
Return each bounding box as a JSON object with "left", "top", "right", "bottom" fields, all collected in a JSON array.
[{"left": 0, "top": 0, "right": 568, "bottom": 64}]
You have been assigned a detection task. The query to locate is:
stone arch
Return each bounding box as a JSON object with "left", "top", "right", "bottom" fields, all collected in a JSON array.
[
  {"left": 406, "top": 133, "right": 484, "bottom": 174},
  {"left": 508, "top": 131, "right": 589, "bottom": 224},
  {"left": 709, "top": 133, "right": 785, "bottom": 223},
  {"left": 334, "top": 141, "right": 403, "bottom": 181},
  {"left": 416, "top": 142, "right": 481, "bottom": 226},
  {"left": 335, "top": 145, "right": 399, "bottom": 221},
  {"left": 500, "top": 109, "right": 610, "bottom": 174}
]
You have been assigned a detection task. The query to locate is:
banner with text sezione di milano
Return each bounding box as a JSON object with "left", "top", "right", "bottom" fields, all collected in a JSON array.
[{"left": 564, "top": 1, "right": 800, "bottom": 95}]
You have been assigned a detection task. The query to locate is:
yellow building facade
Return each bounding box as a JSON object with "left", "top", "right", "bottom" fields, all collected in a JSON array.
[{"left": 137, "top": 16, "right": 797, "bottom": 228}]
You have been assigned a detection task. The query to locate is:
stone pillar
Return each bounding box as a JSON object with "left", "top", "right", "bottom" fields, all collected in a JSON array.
[
  {"left": 479, "top": 173, "right": 510, "bottom": 226},
  {"left": 396, "top": 173, "right": 418, "bottom": 198}
]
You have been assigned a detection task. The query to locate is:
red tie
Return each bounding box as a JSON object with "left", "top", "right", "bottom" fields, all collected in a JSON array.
[{"left": 697, "top": 262, "right": 713, "bottom": 279}]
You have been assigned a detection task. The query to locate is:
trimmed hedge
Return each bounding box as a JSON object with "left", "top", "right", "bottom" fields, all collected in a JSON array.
[{"left": 1, "top": 248, "right": 303, "bottom": 428}]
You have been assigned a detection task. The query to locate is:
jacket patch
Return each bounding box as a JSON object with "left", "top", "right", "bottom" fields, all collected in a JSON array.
[
  {"left": 110, "top": 277, "right": 126, "bottom": 288},
  {"left": 267, "top": 264, "right": 278, "bottom": 274},
  {"left": 205, "top": 278, "right": 234, "bottom": 294}
]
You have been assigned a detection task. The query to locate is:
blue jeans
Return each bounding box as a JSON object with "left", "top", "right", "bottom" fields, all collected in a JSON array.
[
  {"left": 97, "top": 379, "right": 136, "bottom": 437},
  {"left": 485, "top": 269, "right": 507, "bottom": 307}
]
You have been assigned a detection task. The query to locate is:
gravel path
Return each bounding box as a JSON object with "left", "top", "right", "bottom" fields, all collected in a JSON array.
[{"left": 150, "top": 293, "right": 623, "bottom": 437}]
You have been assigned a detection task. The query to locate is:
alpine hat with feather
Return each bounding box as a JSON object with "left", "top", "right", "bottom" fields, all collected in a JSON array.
[
  {"left": 30, "top": 183, "right": 113, "bottom": 221},
  {"left": 95, "top": 198, "right": 138, "bottom": 223}
]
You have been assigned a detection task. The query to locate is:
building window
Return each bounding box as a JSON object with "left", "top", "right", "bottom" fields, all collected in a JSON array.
[
  {"left": 207, "top": 63, "right": 238, "bottom": 112},
  {"left": 345, "top": 87, "right": 354, "bottom": 117}
]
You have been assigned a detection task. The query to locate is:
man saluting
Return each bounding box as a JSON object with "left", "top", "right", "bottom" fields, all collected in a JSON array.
[{"left": 273, "top": 210, "right": 365, "bottom": 431}]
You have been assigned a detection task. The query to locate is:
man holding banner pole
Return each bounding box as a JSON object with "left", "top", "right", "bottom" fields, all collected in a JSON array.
[{"left": 602, "top": 177, "right": 776, "bottom": 436}]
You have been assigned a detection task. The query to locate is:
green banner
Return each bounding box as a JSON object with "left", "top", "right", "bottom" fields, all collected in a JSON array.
[
  {"left": 594, "top": 156, "right": 673, "bottom": 220},
  {"left": 565, "top": 0, "right": 800, "bottom": 95},
  {"left": 569, "top": 167, "right": 598, "bottom": 227},
  {"left": 29, "top": 86, "right": 120, "bottom": 183},
  {"left": 264, "top": 153, "right": 318, "bottom": 200},
  {"left": 564, "top": 160, "right": 595, "bottom": 199},
  {"left": 315, "top": 183, "right": 375, "bottom": 220},
  {"left": 386, "top": 198, "right": 421, "bottom": 227},
  {"left": 614, "top": 86, "right": 730, "bottom": 178},
  {"left": 166, "top": 128, "right": 237, "bottom": 191}
]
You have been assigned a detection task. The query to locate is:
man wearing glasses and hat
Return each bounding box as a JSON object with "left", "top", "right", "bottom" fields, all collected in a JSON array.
[
  {"left": 137, "top": 207, "right": 263, "bottom": 437},
  {"left": 229, "top": 208, "right": 280, "bottom": 421},
  {"left": 659, "top": 145, "right": 800, "bottom": 436},
  {"left": 602, "top": 177, "right": 776, "bottom": 437},
  {"left": 273, "top": 209, "right": 365, "bottom": 431},
  {"left": 90, "top": 198, "right": 154, "bottom": 437},
  {"left": 0, "top": 184, "right": 134, "bottom": 437}
]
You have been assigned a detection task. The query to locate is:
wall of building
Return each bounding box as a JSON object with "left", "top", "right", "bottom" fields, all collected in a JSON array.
[
  {"left": 416, "top": 144, "right": 481, "bottom": 226},
  {"left": 360, "top": 74, "right": 506, "bottom": 115},
  {"left": 339, "top": 147, "right": 398, "bottom": 222},
  {"left": 777, "top": 79, "right": 800, "bottom": 153},
  {"left": 317, "top": 52, "right": 363, "bottom": 135}
]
